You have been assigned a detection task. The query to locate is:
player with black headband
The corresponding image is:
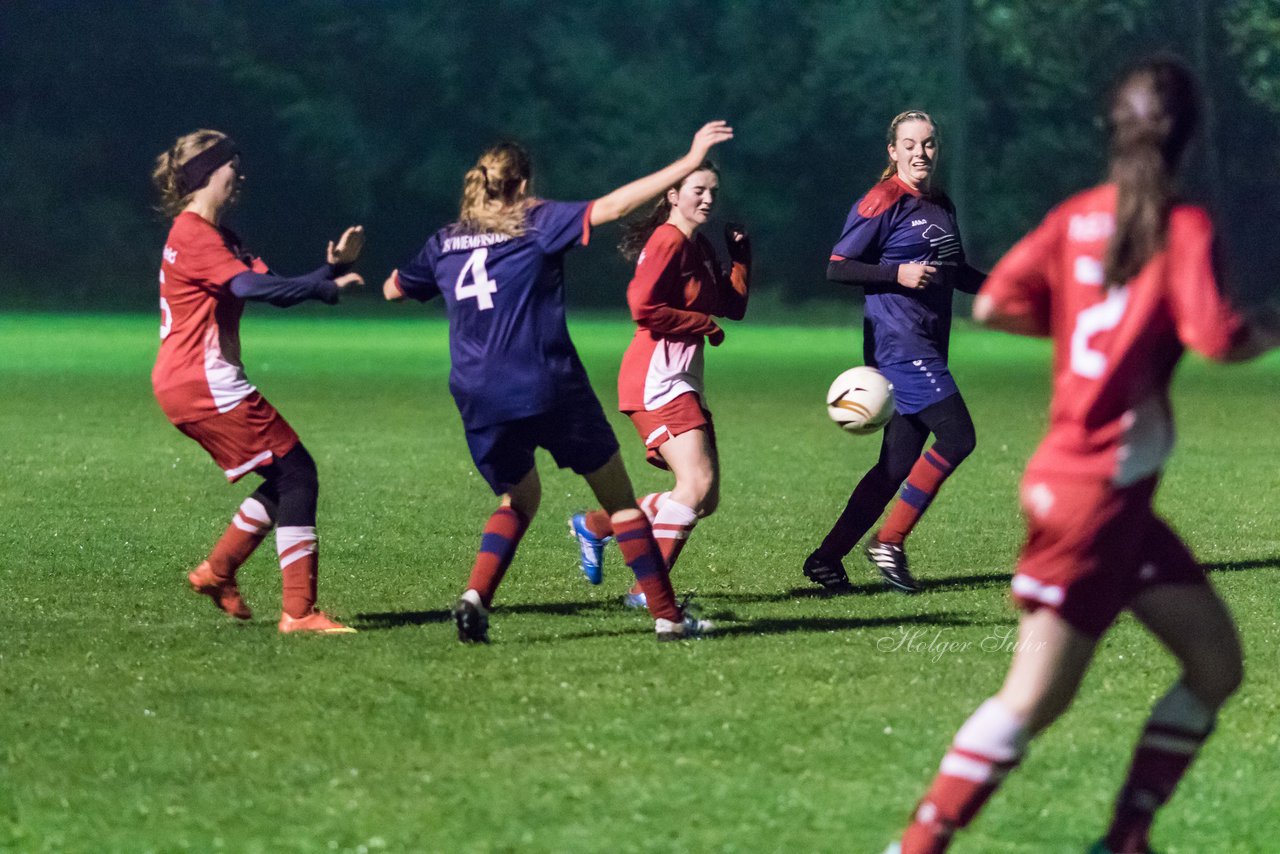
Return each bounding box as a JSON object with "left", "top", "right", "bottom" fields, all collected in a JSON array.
[
  {"left": 151, "top": 128, "right": 364, "bottom": 633},
  {"left": 803, "top": 109, "right": 986, "bottom": 594}
]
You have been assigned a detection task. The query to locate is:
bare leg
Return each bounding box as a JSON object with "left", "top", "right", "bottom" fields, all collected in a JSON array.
[
  {"left": 995, "top": 607, "right": 1099, "bottom": 734},
  {"left": 1129, "top": 584, "right": 1243, "bottom": 708},
  {"left": 500, "top": 465, "right": 541, "bottom": 522},
  {"left": 657, "top": 427, "right": 719, "bottom": 516},
  {"left": 900, "top": 608, "right": 1097, "bottom": 853}
]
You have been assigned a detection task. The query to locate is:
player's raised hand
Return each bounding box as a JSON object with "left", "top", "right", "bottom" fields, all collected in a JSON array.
[
  {"left": 328, "top": 225, "right": 365, "bottom": 266},
  {"left": 334, "top": 271, "right": 364, "bottom": 290},
  {"left": 898, "top": 263, "right": 936, "bottom": 290},
  {"left": 724, "top": 222, "right": 751, "bottom": 261},
  {"left": 688, "top": 121, "right": 734, "bottom": 162}
]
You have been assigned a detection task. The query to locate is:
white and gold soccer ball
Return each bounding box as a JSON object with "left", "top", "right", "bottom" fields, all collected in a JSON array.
[{"left": 826, "top": 366, "right": 894, "bottom": 435}]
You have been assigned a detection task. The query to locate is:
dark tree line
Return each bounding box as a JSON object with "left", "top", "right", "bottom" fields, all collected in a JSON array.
[{"left": 3, "top": 0, "right": 1279, "bottom": 311}]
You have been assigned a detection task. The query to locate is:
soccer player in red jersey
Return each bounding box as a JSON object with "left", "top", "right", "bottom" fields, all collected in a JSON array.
[
  {"left": 804, "top": 110, "right": 987, "bottom": 594},
  {"left": 887, "top": 58, "right": 1274, "bottom": 854},
  {"left": 383, "top": 123, "right": 734, "bottom": 642},
  {"left": 151, "top": 129, "right": 364, "bottom": 634},
  {"left": 570, "top": 163, "right": 750, "bottom": 607}
]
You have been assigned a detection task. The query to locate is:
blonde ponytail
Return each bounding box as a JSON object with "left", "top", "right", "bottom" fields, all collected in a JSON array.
[
  {"left": 151, "top": 129, "right": 229, "bottom": 218},
  {"left": 456, "top": 142, "right": 534, "bottom": 236}
]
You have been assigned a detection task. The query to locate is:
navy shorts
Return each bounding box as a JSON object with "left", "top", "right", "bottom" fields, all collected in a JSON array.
[
  {"left": 464, "top": 393, "right": 621, "bottom": 494},
  {"left": 880, "top": 358, "right": 959, "bottom": 415}
]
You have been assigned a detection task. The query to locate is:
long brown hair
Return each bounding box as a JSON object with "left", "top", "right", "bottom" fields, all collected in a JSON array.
[
  {"left": 456, "top": 141, "right": 534, "bottom": 236},
  {"left": 151, "top": 129, "right": 228, "bottom": 218},
  {"left": 1104, "top": 57, "right": 1200, "bottom": 286},
  {"left": 617, "top": 161, "right": 719, "bottom": 261},
  {"left": 879, "top": 110, "right": 936, "bottom": 181}
]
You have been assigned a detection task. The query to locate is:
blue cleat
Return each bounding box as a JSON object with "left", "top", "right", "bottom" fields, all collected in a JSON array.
[{"left": 569, "top": 513, "right": 610, "bottom": 585}]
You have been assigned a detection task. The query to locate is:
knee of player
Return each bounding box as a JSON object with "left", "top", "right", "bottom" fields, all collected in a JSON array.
[
  {"left": 274, "top": 446, "right": 320, "bottom": 495},
  {"left": 935, "top": 434, "right": 976, "bottom": 465},
  {"left": 1187, "top": 654, "right": 1244, "bottom": 707},
  {"left": 679, "top": 470, "right": 718, "bottom": 514}
]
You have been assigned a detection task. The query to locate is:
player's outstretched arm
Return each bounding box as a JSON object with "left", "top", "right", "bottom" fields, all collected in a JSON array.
[
  {"left": 972, "top": 292, "right": 1049, "bottom": 337},
  {"left": 588, "top": 121, "right": 733, "bottom": 227}
]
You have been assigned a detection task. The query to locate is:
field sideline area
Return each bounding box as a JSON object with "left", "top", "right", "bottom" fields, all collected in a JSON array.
[{"left": 2, "top": 312, "right": 1277, "bottom": 853}]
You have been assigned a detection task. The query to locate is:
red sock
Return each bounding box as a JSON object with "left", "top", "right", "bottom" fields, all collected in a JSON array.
[
  {"left": 207, "top": 497, "right": 274, "bottom": 581},
  {"left": 583, "top": 509, "right": 613, "bottom": 539},
  {"left": 277, "top": 526, "right": 318, "bottom": 618},
  {"left": 612, "top": 515, "right": 680, "bottom": 621},
  {"left": 585, "top": 492, "right": 667, "bottom": 539},
  {"left": 652, "top": 497, "right": 698, "bottom": 569},
  {"left": 465, "top": 507, "right": 530, "bottom": 608},
  {"left": 1104, "top": 723, "right": 1211, "bottom": 851},
  {"left": 901, "top": 699, "right": 1025, "bottom": 854},
  {"left": 879, "top": 449, "right": 955, "bottom": 544}
]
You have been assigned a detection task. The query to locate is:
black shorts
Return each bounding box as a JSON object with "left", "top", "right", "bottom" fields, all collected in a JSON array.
[{"left": 464, "top": 393, "right": 621, "bottom": 494}]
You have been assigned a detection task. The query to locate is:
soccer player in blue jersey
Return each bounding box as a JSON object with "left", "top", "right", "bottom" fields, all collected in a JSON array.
[
  {"left": 803, "top": 110, "right": 986, "bottom": 594},
  {"left": 383, "top": 122, "right": 733, "bottom": 642}
]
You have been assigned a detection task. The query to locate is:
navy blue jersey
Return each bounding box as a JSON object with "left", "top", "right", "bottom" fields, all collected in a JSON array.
[
  {"left": 395, "top": 200, "right": 597, "bottom": 428},
  {"left": 832, "top": 176, "right": 967, "bottom": 368}
]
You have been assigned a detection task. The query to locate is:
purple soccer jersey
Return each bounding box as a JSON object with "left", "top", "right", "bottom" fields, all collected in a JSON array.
[
  {"left": 395, "top": 200, "right": 598, "bottom": 428},
  {"left": 832, "top": 176, "right": 969, "bottom": 368}
]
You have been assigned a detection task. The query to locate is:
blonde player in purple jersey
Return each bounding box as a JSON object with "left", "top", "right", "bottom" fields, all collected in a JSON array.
[
  {"left": 804, "top": 110, "right": 987, "bottom": 595},
  {"left": 384, "top": 122, "right": 732, "bottom": 643}
]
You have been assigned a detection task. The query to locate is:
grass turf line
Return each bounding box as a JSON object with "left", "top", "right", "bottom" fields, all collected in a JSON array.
[{"left": 0, "top": 313, "right": 1277, "bottom": 853}]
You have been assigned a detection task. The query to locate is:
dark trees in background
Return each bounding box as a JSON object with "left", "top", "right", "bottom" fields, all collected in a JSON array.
[{"left": 2, "top": 0, "right": 1278, "bottom": 309}]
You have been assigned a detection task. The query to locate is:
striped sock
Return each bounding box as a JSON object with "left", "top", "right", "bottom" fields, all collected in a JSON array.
[
  {"left": 652, "top": 498, "right": 697, "bottom": 570},
  {"left": 612, "top": 515, "right": 680, "bottom": 621},
  {"left": 901, "top": 699, "right": 1026, "bottom": 854},
  {"left": 584, "top": 492, "right": 668, "bottom": 540},
  {"left": 206, "top": 497, "right": 274, "bottom": 582},
  {"left": 277, "top": 525, "right": 318, "bottom": 618},
  {"left": 1104, "top": 684, "right": 1215, "bottom": 852},
  {"left": 465, "top": 507, "right": 530, "bottom": 608},
  {"left": 878, "top": 449, "right": 955, "bottom": 544}
]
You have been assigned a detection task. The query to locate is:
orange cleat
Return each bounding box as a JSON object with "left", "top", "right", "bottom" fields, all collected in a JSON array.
[
  {"left": 187, "top": 561, "right": 252, "bottom": 620},
  {"left": 277, "top": 610, "right": 356, "bottom": 635}
]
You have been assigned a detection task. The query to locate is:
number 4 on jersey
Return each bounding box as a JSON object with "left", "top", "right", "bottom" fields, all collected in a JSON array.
[{"left": 455, "top": 248, "right": 498, "bottom": 310}]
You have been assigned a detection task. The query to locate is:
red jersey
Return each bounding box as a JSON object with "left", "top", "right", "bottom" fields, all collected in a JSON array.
[
  {"left": 980, "top": 185, "right": 1248, "bottom": 485},
  {"left": 151, "top": 212, "right": 269, "bottom": 424},
  {"left": 617, "top": 224, "right": 749, "bottom": 411}
]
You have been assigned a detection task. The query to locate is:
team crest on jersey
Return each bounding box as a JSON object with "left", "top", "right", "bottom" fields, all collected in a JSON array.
[
  {"left": 163, "top": 245, "right": 177, "bottom": 264},
  {"left": 922, "top": 224, "right": 961, "bottom": 260}
]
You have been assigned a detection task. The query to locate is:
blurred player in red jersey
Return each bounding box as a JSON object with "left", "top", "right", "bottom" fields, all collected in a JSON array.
[
  {"left": 887, "top": 58, "right": 1275, "bottom": 854},
  {"left": 151, "top": 129, "right": 364, "bottom": 634},
  {"left": 570, "top": 162, "right": 750, "bottom": 607},
  {"left": 383, "top": 123, "right": 734, "bottom": 642},
  {"left": 804, "top": 110, "right": 987, "bottom": 594}
]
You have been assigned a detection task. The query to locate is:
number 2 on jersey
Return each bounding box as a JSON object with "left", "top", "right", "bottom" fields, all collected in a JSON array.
[
  {"left": 455, "top": 248, "right": 498, "bottom": 310},
  {"left": 1069, "top": 286, "right": 1129, "bottom": 378}
]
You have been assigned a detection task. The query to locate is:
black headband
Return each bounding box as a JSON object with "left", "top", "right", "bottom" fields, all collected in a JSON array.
[{"left": 177, "top": 137, "right": 239, "bottom": 195}]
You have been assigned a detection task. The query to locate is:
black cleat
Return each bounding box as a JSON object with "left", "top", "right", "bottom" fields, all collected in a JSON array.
[
  {"left": 864, "top": 538, "right": 920, "bottom": 594},
  {"left": 803, "top": 550, "right": 852, "bottom": 590},
  {"left": 453, "top": 597, "right": 490, "bottom": 643}
]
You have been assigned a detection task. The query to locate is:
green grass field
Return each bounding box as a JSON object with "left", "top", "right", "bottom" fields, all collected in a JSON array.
[{"left": 2, "top": 312, "right": 1277, "bottom": 853}]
